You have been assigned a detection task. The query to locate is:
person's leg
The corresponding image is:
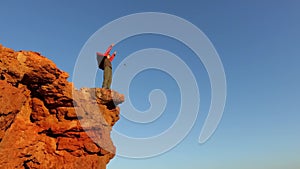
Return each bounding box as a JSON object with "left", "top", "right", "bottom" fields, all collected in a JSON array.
[
  {"left": 102, "top": 66, "right": 110, "bottom": 88},
  {"left": 107, "top": 67, "right": 112, "bottom": 89}
]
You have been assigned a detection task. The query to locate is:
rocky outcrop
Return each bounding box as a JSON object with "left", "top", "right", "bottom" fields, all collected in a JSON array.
[{"left": 0, "top": 44, "right": 124, "bottom": 169}]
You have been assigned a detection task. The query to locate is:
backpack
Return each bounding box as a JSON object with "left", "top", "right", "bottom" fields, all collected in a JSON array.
[{"left": 97, "top": 55, "right": 105, "bottom": 70}]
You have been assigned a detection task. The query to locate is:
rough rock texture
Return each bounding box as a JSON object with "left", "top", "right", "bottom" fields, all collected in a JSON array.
[{"left": 0, "top": 44, "right": 124, "bottom": 169}]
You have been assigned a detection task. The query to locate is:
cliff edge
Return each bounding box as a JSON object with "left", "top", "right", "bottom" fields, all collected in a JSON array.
[{"left": 0, "top": 44, "right": 124, "bottom": 169}]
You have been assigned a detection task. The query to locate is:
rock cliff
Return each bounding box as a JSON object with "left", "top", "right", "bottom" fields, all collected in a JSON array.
[{"left": 0, "top": 44, "right": 124, "bottom": 169}]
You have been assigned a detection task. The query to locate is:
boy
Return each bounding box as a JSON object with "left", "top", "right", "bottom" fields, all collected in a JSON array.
[{"left": 96, "top": 44, "right": 117, "bottom": 89}]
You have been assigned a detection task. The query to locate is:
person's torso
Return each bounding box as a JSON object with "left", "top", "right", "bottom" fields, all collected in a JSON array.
[{"left": 103, "top": 57, "right": 112, "bottom": 68}]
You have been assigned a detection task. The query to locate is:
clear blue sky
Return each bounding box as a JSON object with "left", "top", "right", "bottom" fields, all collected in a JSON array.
[{"left": 1, "top": 1, "right": 300, "bottom": 169}]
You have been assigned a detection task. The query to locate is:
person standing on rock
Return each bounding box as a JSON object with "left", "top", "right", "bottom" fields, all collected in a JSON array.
[{"left": 96, "top": 44, "right": 117, "bottom": 89}]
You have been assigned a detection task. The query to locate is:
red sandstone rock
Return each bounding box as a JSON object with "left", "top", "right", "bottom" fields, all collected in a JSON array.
[{"left": 0, "top": 44, "right": 124, "bottom": 169}]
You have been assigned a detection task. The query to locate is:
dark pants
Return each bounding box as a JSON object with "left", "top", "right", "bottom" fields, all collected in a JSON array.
[{"left": 102, "top": 66, "right": 112, "bottom": 89}]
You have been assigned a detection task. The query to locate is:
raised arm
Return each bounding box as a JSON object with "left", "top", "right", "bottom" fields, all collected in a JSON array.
[
  {"left": 104, "top": 44, "right": 114, "bottom": 56},
  {"left": 109, "top": 51, "right": 117, "bottom": 61}
]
